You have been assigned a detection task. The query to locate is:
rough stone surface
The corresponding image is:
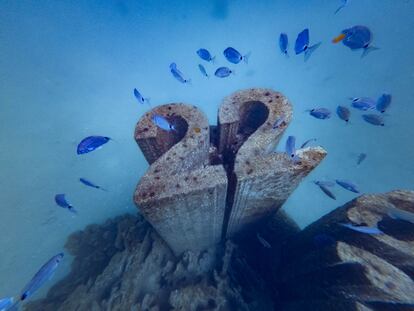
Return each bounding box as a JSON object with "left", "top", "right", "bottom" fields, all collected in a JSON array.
[
  {"left": 24, "top": 214, "right": 273, "bottom": 311},
  {"left": 276, "top": 190, "right": 414, "bottom": 310},
  {"left": 134, "top": 103, "right": 227, "bottom": 255},
  {"left": 217, "top": 88, "right": 326, "bottom": 237}
]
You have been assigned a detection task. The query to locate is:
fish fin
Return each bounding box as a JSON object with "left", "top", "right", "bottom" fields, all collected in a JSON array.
[
  {"left": 243, "top": 51, "right": 251, "bottom": 64},
  {"left": 361, "top": 46, "right": 379, "bottom": 58},
  {"left": 304, "top": 42, "right": 321, "bottom": 61}
]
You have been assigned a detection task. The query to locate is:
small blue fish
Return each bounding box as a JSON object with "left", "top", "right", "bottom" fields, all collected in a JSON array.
[
  {"left": 336, "top": 179, "right": 360, "bottom": 193},
  {"left": 198, "top": 64, "right": 209, "bottom": 77},
  {"left": 300, "top": 138, "right": 317, "bottom": 148},
  {"left": 339, "top": 223, "right": 383, "bottom": 235},
  {"left": 313, "top": 180, "right": 335, "bottom": 187},
  {"left": 336, "top": 105, "right": 350, "bottom": 123},
  {"left": 294, "top": 29, "right": 321, "bottom": 61},
  {"left": 170, "top": 63, "right": 191, "bottom": 84},
  {"left": 133, "top": 88, "right": 149, "bottom": 105},
  {"left": 0, "top": 297, "right": 13, "bottom": 310},
  {"left": 77, "top": 136, "right": 111, "bottom": 155},
  {"left": 309, "top": 108, "right": 331, "bottom": 119},
  {"left": 196, "top": 48, "right": 215, "bottom": 62},
  {"left": 55, "top": 194, "right": 77, "bottom": 214},
  {"left": 223, "top": 47, "right": 250, "bottom": 64},
  {"left": 272, "top": 114, "right": 286, "bottom": 129},
  {"left": 20, "top": 253, "right": 64, "bottom": 301},
  {"left": 152, "top": 114, "right": 175, "bottom": 131},
  {"left": 285, "top": 136, "right": 296, "bottom": 159},
  {"left": 256, "top": 233, "right": 272, "bottom": 248},
  {"left": 334, "top": 0, "right": 348, "bottom": 14},
  {"left": 338, "top": 25, "right": 379, "bottom": 57},
  {"left": 279, "top": 33, "right": 289, "bottom": 56},
  {"left": 362, "top": 114, "right": 385, "bottom": 126},
  {"left": 376, "top": 93, "right": 392, "bottom": 113},
  {"left": 387, "top": 205, "right": 414, "bottom": 224},
  {"left": 215, "top": 67, "right": 233, "bottom": 78},
  {"left": 318, "top": 184, "right": 336, "bottom": 200},
  {"left": 350, "top": 97, "right": 376, "bottom": 111},
  {"left": 80, "top": 178, "right": 107, "bottom": 191},
  {"left": 357, "top": 153, "right": 367, "bottom": 165},
  {"left": 313, "top": 234, "right": 336, "bottom": 248}
]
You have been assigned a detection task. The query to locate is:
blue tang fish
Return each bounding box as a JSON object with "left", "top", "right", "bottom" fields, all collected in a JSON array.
[
  {"left": 198, "top": 64, "right": 209, "bottom": 77},
  {"left": 362, "top": 114, "right": 384, "bottom": 126},
  {"left": 0, "top": 297, "right": 14, "bottom": 310},
  {"left": 294, "top": 28, "right": 321, "bottom": 61},
  {"left": 152, "top": 114, "right": 175, "bottom": 131},
  {"left": 285, "top": 136, "right": 296, "bottom": 159},
  {"left": 55, "top": 194, "right": 77, "bottom": 214},
  {"left": 215, "top": 67, "right": 233, "bottom": 78},
  {"left": 133, "top": 88, "right": 150, "bottom": 105},
  {"left": 350, "top": 97, "right": 376, "bottom": 111},
  {"left": 77, "top": 136, "right": 111, "bottom": 155},
  {"left": 223, "top": 47, "right": 250, "bottom": 64},
  {"left": 170, "top": 63, "right": 191, "bottom": 84},
  {"left": 333, "top": 25, "right": 379, "bottom": 57},
  {"left": 279, "top": 33, "right": 289, "bottom": 56},
  {"left": 336, "top": 179, "right": 360, "bottom": 193},
  {"left": 337, "top": 105, "right": 350, "bottom": 123},
  {"left": 197, "top": 48, "right": 215, "bottom": 62},
  {"left": 339, "top": 223, "right": 383, "bottom": 235},
  {"left": 80, "top": 178, "right": 107, "bottom": 191},
  {"left": 20, "top": 253, "right": 64, "bottom": 301},
  {"left": 309, "top": 108, "right": 331, "bottom": 119},
  {"left": 376, "top": 93, "right": 392, "bottom": 113}
]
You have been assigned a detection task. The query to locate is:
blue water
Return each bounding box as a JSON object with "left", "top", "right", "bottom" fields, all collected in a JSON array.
[{"left": 1, "top": 0, "right": 414, "bottom": 302}]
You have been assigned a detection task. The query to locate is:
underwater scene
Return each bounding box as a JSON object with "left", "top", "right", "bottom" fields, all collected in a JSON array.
[{"left": 1, "top": 0, "right": 414, "bottom": 310}]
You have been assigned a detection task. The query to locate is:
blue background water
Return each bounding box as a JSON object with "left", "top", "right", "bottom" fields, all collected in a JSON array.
[{"left": 1, "top": 0, "right": 413, "bottom": 301}]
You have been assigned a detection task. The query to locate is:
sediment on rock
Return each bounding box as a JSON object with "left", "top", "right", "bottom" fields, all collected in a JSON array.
[{"left": 24, "top": 214, "right": 273, "bottom": 311}]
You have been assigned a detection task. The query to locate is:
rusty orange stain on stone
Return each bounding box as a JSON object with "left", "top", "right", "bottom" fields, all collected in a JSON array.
[{"left": 194, "top": 127, "right": 201, "bottom": 133}]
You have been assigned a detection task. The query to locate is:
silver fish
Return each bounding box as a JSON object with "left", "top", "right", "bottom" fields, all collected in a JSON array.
[
  {"left": 256, "top": 233, "right": 272, "bottom": 248},
  {"left": 336, "top": 105, "right": 350, "bottom": 123},
  {"left": 362, "top": 114, "right": 384, "bottom": 126},
  {"left": 309, "top": 108, "right": 331, "bottom": 119},
  {"left": 198, "top": 64, "right": 209, "bottom": 77},
  {"left": 272, "top": 114, "right": 286, "bottom": 129},
  {"left": 350, "top": 97, "right": 376, "bottom": 111},
  {"left": 300, "top": 138, "right": 317, "bottom": 148},
  {"left": 339, "top": 223, "right": 383, "bottom": 235},
  {"left": 313, "top": 180, "right": 335, "bottom": 187},
  {"left": 387, "top": 206, "right": 414, "bottom": 224},
  {"left": 318, "top": 184, "right": 336, "bottom": 200},
  {"left": 20, "top": 253, "right": 64, "bottom": 301},
  {"left": 376, "top": 94, "right": 392, "bottom": 113},
  {"left": 336, "top": 179, "right": 360, "bottom": 193},
  {"left": 357, "top": 153, "right": 367, "bottom": 165}
]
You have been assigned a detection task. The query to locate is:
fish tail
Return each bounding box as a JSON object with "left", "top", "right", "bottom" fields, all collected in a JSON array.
[
  {"left": 361, "top": 46, "right": 379, "bottom": 58},
  {"left": 304, "top": 42, "right": 321, "bottom": 62},
  {"left": 211, "top": 56, "right": 216, "bottom": 64},
  {"left": 243, "top": 51, "right": 251, "bottom": 64},
  {"left": 99, "top": 187, "right": 109, "bottom": 192},
  {"left": 145, "top": 97, "right": 151, "bottom": 106},
  {"left": 185, "top": 79, "right": 192, "bottom": 85}
]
